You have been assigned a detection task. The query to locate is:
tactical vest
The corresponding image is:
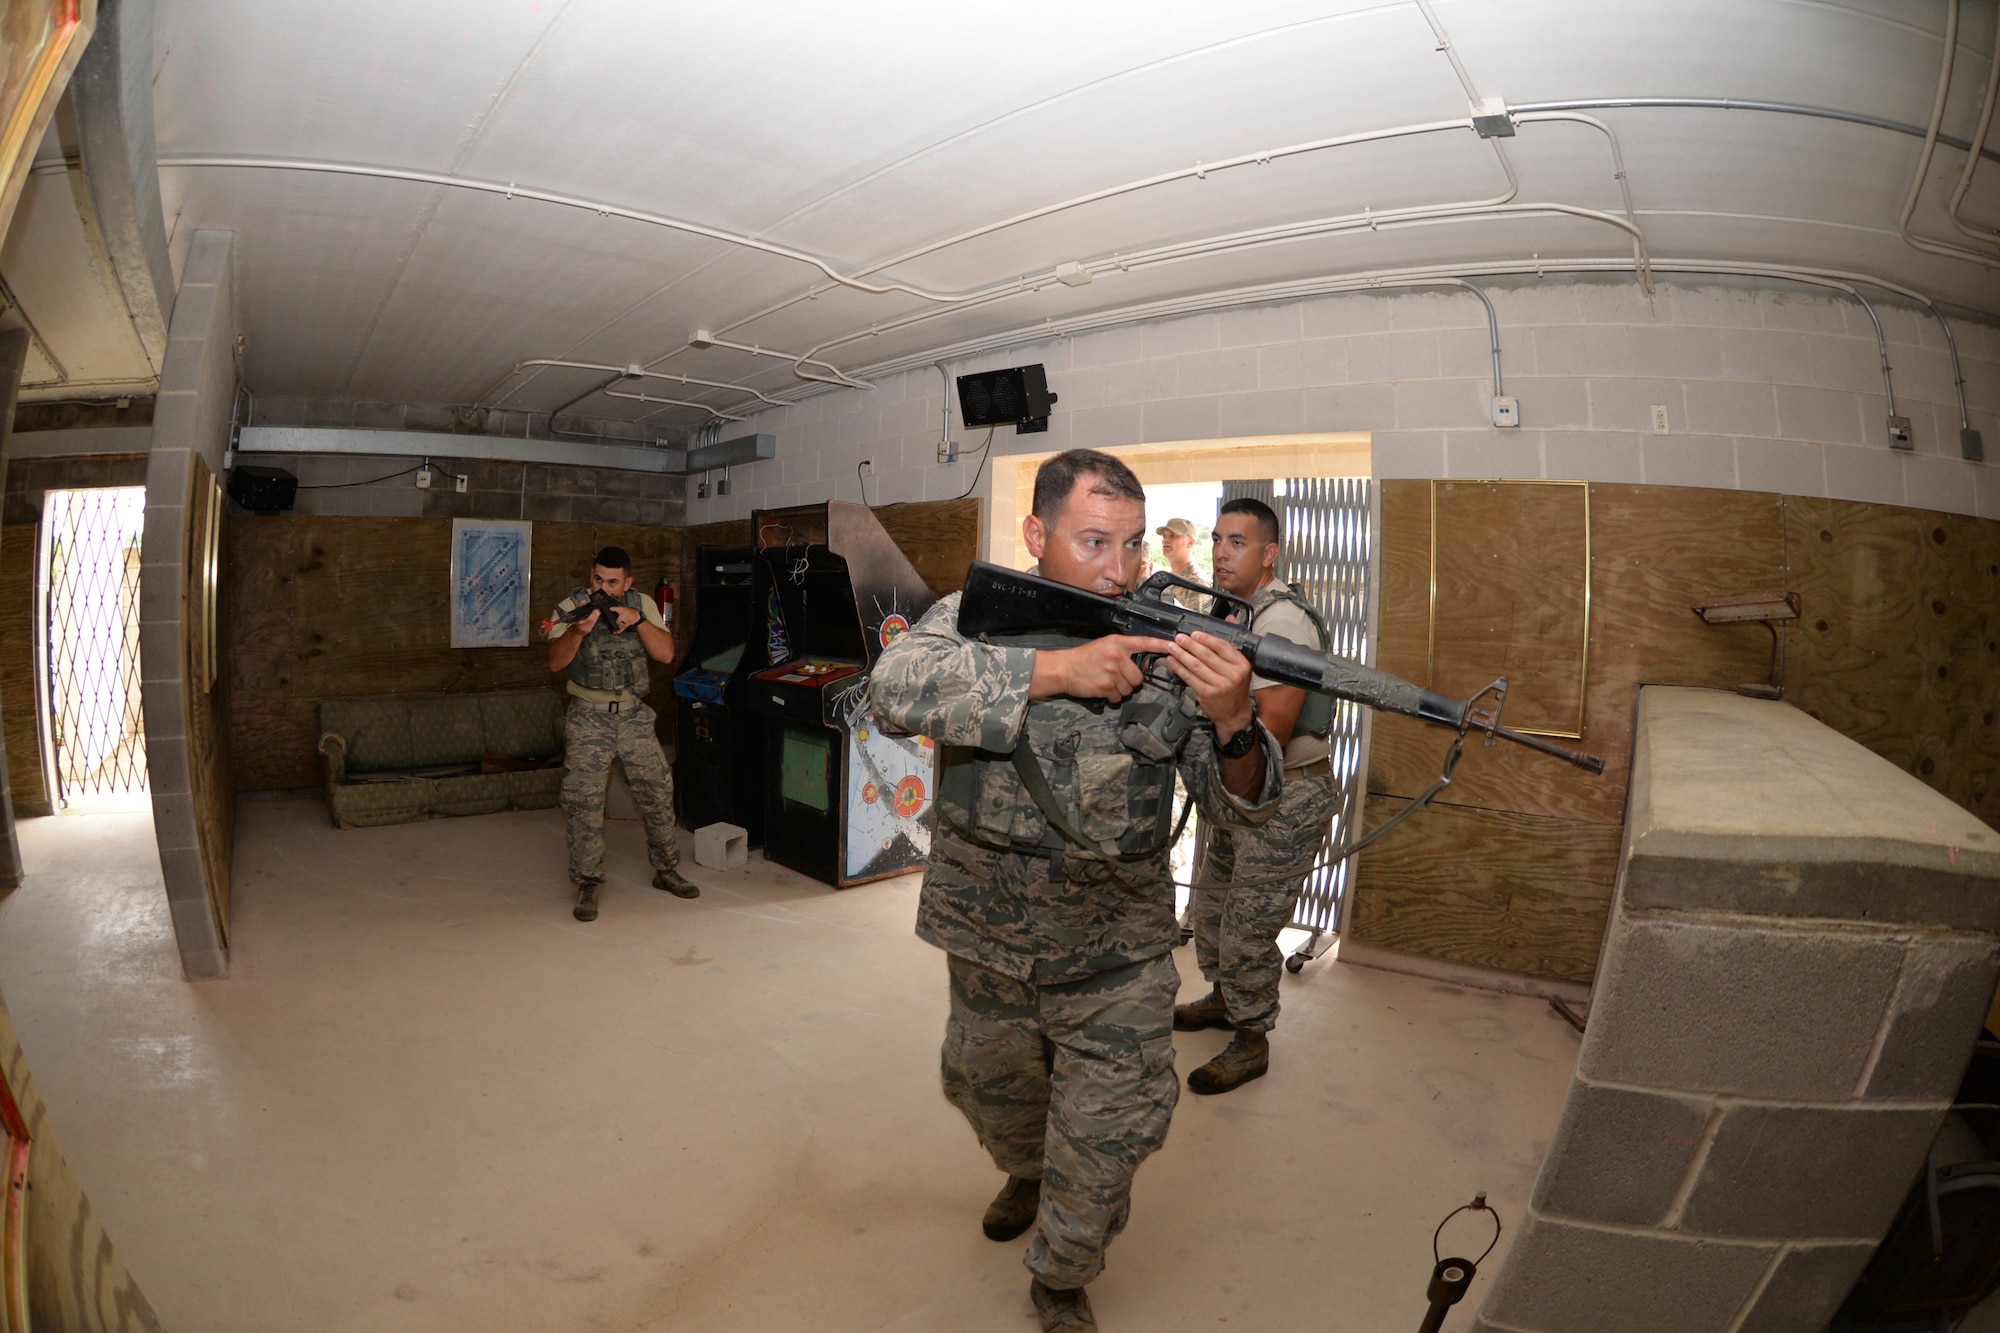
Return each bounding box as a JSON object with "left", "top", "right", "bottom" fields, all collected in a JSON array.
[
  {"left": 1252, "top": 582, "right": 1333, "bottom": 737},
  {"left": 934, "top": 632, "right": 1196, "bottom": 876},
  {"left": 564, "top": 587, "right": 651, "bottom": 697}
]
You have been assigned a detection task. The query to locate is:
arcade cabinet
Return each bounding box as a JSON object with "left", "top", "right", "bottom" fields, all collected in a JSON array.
[
  {"left": 672, "top": 545, "right": 765, "bottom": 844},
  {"left": 746, "top": 501, "right": 937, "bottom": 887}
]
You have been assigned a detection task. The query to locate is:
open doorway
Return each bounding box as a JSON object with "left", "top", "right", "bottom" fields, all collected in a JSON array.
[
  {"left": 37, "top": 488, "right": 148, "bottom": 810},
  {"left": 987, "top": 435, "right": 1374, "bottom": 959}
]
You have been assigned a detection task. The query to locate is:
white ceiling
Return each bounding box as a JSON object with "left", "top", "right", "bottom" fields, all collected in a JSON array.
[{"left": 16, "top": 0, "right": 2000, "bottom": 430}]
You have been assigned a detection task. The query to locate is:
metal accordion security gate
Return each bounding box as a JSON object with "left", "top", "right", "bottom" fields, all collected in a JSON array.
[
  {"left": 40, "top": 488, "right": 150, "bottom": 805},
  {"left": 1220, "top": 477, "right": 1372, "bottom": 946}
]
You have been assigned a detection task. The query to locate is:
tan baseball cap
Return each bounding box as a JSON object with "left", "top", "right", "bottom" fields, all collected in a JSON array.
[{"left": 1156, "top": 517, "right": 1197, "bottom": 539}]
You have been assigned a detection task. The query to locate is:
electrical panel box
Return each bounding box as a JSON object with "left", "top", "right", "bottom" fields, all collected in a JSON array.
[
  {"left": 1491, "top": 395, "right": 1520, "bottom": 428},
  {"left": 1889, "top": 415, "right": 1914, "bottom": 450}
]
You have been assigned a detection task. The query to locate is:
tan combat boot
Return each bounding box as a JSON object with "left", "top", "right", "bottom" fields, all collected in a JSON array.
[
  {"left": 982, "top": 1174, "right": 1040, "bottom": 1241},
  {"left": 653, "top": 867, "right": 700, "bottom": 899},
  {"left": 1030, "top": 1278, "right": 1097, "bottom": 1331},
  {"left": 1173, "top": 985, "right": 1231, "bottom": 1031},
  {"left": 1187, "top": 1029, "right": 1269, "bottom": 1094}
]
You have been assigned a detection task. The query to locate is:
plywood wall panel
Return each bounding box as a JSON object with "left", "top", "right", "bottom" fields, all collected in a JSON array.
[
  {"left": 1429, "top": 481, "right": 1589, "bottom": 736},
  {"left": 1788, "top": 498, "right": 2000, "bottom": 824},
  {"left": 1354, "top": 482, "right": 2000, "bottom": 987},
  {"left": 875, "top": 498, "right": 983, "bottom": 598},
  {"left": 1368, "top": 484, "right": 1782, "bottom": 825},
  {"left": 1347, "top": 796, "right": 1624, "bottom": 984}
]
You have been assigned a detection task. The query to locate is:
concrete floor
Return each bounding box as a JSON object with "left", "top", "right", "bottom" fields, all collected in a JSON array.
[{"left": 0, "top": 800, "right": 1580, "bottom": 1332}]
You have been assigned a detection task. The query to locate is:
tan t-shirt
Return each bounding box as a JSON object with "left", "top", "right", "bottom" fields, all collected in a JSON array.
[
  {"left": 1245, "top": 578, "right": 1329, "bottom": 770},
  {"left": 546, "top": 591, "right": 668, "bottom": 702}
]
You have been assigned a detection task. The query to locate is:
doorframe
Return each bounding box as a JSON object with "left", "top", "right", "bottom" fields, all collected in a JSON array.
[
  {"left": 30, "top": 503, "right": 58, "bottom": 810},
  {"left": 984, "top": 431, "right": 1372, "bottom": 567}
]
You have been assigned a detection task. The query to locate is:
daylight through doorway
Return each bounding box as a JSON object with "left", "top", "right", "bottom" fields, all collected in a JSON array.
[{"left": 40, "top": 488, "right": 149, "bottom": 806}]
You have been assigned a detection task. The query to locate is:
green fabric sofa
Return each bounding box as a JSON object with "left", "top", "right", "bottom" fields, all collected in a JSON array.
[{"left": 317, "top": 688, "right": 566, "bottom": 828}]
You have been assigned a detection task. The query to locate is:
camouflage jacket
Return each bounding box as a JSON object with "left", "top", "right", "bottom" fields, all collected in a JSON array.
[{"left": 871, "top": 589, "right": 1283, "bottom": 985}]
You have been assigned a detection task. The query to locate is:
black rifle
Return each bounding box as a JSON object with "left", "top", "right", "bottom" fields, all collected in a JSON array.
[
  {"left": 557, "top": 590, "right": 634, "bottom": 632},
  {"left": 956, "top": 561, "right": 1604, "bottom": 774}
]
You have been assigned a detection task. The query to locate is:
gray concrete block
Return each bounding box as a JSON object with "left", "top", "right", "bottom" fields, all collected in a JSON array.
[
  {"left": 523, "top": 492, "right": 572, "bottom": 522},
  {"left": 165, "top": 888, "right": 217, "bottom": 946},
  {"left": 138, "top": 550, "right": 185, "bottom": 627},
  {"left": 1678, "top": 1103, "right": 1940, "bottom": 1239},
  {"left": 1621, "top": 712, "right": 2000, "bottom": 911},
  {"left": 1867, "top": 939, "right": 2000, "bottom": 1098},
  {"left": 145, "top": 444, "right": 192, "bottom": 500},
  {"left": 1732, "top": 1242, "right": 1876, "bottom": 1333},
  {"left": 1531, "top": 1082, "right": 1712, "bottom": 1227},
  {"left": 180, "top": 229, "right": 233, "bottom": 288},
  {"left": 179, "top": 945, "right": 228, "bottom": 981},
  {"left": 1479, "top": 1213, "right": 1773, "bottom": 1333},
  {"left": 157, "top": 847, "right": 205, "bottom": 898},
  {"left": 404, "top": 402, "right": 456, "bottom": 433},
  {"left": 156, "top": 332, "right": 213, "bottom": 394},
  {"left": 1580, "top": 917, "right": 1903, "bottom": 1099},
  {"left": 148, "top": 788, "right": 200, "bottom": 854},
  {"left": 1622, "top": 853, "right": 2000, "bottom": 935}
]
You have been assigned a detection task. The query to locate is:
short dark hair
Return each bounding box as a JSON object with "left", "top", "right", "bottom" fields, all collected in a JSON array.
[
  {"left": 1218, "top": 497, "right": 1280, "bottom": 548},
  {"left": 593, "top": 545, "right": 633, "bottom": 572},
  {"left": 1031, "top": 449, "right": 1144, "bottom": 519}
]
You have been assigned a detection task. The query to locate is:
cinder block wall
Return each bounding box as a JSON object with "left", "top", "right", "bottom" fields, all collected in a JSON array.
[
  {"left": 684, "top": 275, "right": 1999, "bottom": 522},
  {"left": 1472, "top": 687, "right": 2000, "bottom": 1333}
]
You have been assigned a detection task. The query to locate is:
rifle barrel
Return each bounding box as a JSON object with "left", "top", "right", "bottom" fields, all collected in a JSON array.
[{"left": 1491, "top": 725, "right": 1606, "bottom": 773}]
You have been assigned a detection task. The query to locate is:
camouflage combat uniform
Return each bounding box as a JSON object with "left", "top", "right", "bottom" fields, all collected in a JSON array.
[
  {"left": 871, "top": 586, "right": 1282, "bottom": 1290},
  {"left": 1189, "top": 578, "right": 1338, "bottom": 1032},
  {"left": 547, "top": 588, "right": 680, "bottom": 884}
]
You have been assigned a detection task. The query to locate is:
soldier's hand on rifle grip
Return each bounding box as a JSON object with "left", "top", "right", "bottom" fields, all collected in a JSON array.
[
  {"left": 1164, "top": 632, "right": 1257, "bottom": 740},
  {"left": 1030, "top": 634, "right": 1154, "bottom": 703},
  {"left": 608, "top": 605, "right": 642, "bottom": 633}
]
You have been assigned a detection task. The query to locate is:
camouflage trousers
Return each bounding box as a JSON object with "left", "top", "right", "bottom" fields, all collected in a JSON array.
[
  {"left": 942, "top": 952, "right": 1179, "bottom": 1290},
  {"left": 1189, "top": 768, "right": 1336, "bottom": 1033},
  {"left": 561, "top": 699, "right": 679, "bottom": 884}
]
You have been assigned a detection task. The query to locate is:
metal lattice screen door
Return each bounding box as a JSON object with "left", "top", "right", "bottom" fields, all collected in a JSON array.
[
  {"left": 1219, "top": 477, "right": 1373, "bottom": 963},
  {"left": 39, "top": 488, "right": 149, "bottom": 807}
]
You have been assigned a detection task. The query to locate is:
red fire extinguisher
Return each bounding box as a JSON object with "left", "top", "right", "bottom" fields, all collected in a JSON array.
[{"left": 654, "top": 577, "right": 677, "bottom": 630}]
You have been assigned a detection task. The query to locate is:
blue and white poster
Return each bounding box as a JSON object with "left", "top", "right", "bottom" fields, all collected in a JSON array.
[{"left": 449, "top": 518, "right": 532, "bottom": 648}]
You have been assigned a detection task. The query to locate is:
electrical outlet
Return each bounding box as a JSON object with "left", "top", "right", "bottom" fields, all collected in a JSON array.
[
  {"left": 416, "top": 464, "right": 432, "bottom": 489},
  {"left": 938, "top": 440, "right": 958, "bottom": 464},
  {"left": 1889, "top": 415, "right": 1914, "bottom": 449},
  {"left": 1650, "top": 405, "right": 1670, "bottom": 435},
  {"left": 859, "top": 458, "right": 874, "bottom": 474},
  {"left": 1491, "top": 396, "right": 1520, "bottom": 428},
  {"left": 454, "top": 473, "right": 468, "bottom": 493}
]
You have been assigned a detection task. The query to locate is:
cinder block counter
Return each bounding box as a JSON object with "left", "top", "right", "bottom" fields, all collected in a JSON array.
[{"left": 1474, "top": 686, "right": 2000, "bottom": 1333}]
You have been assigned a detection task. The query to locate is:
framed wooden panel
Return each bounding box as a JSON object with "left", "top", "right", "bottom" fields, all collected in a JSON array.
[{"left": 1429, "top": 479, "right": 1590, "bottom": 738}]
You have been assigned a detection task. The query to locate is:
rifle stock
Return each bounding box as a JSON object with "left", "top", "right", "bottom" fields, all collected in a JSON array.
[{"left": 956, "top": 561, "right": 1604, "bottom": 774}]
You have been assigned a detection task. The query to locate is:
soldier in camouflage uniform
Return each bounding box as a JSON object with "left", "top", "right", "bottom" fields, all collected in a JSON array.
[
  {"left": 872, "top": 451, "right": 1283, "bottom": 1333},
  {"left": 545, "top": 545, "right": 700, "bottom": 922},
  {"left": 1153, "top": 517, "right": 1207, "bottom": 610},
  {"left": 1177, "top": 499, "right": 1340, "bottom": 1094}
]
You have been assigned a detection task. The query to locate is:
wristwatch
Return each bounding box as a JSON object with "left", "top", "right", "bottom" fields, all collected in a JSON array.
[{"left": 1216, "top": 707, "right": 1261, "bottom": 760}]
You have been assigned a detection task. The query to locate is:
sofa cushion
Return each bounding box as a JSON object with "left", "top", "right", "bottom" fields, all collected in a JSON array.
[
  {"left": 504, "top": 768, "right": 565, "bottom": 810},
  {"left": 430, "top": 772, "right": 513, "bottom": 819},
  {"left": 329, "top": 777, "right": 437, "bottom": 826},
  {"left": 408, "top": 694, "right": 486, "bottom": 767},
  {"left": 481, "top": 690, "right": 565, "bottom": 759},
  {"left": 322, "top": 696, "right": 414, "bottom": 772}
]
